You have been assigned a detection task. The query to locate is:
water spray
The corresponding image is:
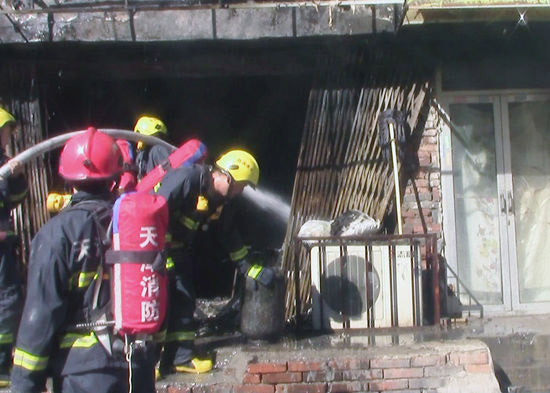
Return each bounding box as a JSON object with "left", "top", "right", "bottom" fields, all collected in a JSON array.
[{"left": 242, "top": 187, "right": 291, "bottom": 223}]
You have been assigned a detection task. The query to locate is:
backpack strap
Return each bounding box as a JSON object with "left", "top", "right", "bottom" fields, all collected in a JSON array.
[
  {"left": 105, "top": 249, "right": 165, "bottom": 272},
  {"left": 65, "top": 199, "right": 113, "bottom": 311},
  {"left": 67, "top": 199, "right": 113, "bottom": 247},
  {"left": 65, "top": 199, "right": 118, "bottom": 354}
]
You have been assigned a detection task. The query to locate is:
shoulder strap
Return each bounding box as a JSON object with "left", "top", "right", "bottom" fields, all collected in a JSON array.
[
  {"left": 68, "top": 199, "right": 113, "bottom": 248},
  {"left": 65, "top": 199, "right": 115, "bottom": 338}
]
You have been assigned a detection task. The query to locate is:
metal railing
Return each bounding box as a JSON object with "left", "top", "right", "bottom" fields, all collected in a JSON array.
[
  {"left": 292, "top": 233, "right": 440, "bottom": 330},
  {"left": 440, "top": 260, "right": 484, "bottom": 319}
]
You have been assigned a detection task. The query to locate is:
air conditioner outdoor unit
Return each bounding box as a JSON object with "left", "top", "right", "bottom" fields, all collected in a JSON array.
[{"left": 310, "top": 243, "right": 422, "bottom": 330}]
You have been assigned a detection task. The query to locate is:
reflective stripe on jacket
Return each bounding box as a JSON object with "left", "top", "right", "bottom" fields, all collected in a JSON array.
[{"left": 10, "top": 193, "right": 122, "bottom": 393}]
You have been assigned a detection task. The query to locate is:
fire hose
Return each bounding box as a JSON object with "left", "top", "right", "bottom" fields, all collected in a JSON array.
[{"left": 0, "top": 128, "right": 176, "bottom": 180}]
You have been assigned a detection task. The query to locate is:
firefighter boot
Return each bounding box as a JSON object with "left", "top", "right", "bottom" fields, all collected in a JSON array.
[
  {"left": 0, "top": 373, "right": 8, "bottom": 388},
  {"left": 155, "top": 367, "right": 162, "bottom": 381},
  {"left": 174, "top": 357, "right": 213, "bottom": 374},
  {"left": 0, "top": 364, "right": 9, "bottom": 387}
]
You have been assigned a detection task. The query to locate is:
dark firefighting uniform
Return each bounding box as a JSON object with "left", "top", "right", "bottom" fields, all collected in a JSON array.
[
  {"left": 136, "top": 144, "right": 171, "bottom": 180},
  {"left": 11, "top": 191, "right": 156, "bottom": 393},
  {"left": 155, "top": 164, "right": 248, "bottom": 369},
  {"left": 0, "top": 151, "right": 28, "bottom": 376}
]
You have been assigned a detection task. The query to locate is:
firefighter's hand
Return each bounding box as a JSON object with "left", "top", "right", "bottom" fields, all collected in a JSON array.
[
  {"left": 254, "top": 266, "right": 275, "bottom": 288},
  {"left": 237, "top": 259, "right": 275, "bottom": 288},
  {"left": 7, "top": 158, "right": 23, "bottom": 176},
  {"left": 0, "top": 231, "right": 18, "bottom": 244}
]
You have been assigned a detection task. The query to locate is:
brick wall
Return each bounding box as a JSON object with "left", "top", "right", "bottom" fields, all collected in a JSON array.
[
  {"left": 402, "top": 106, "right": 442, "bottom": 237},
  {"left": 156, "top": 340, "right": 501, "bottom": 393}
]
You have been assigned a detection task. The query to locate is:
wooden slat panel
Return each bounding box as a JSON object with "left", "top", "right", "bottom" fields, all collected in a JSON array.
[
  {"left": 0, "top": 63, "right": 49, "bottom": 268},
  {"left": 282, "top": 51, "right": 431, "bottom": 321}
]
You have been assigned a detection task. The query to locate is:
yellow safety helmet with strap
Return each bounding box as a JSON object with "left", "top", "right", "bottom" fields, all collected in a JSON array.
[
  {"left": 134, "top": 116, "right": 167, "bottom": 136},
  {"left": 0, "top": 107, "right": 16, "bottom": 129},
  {"left": 215, "top": 150, "right": 259, "bottom": 188}
]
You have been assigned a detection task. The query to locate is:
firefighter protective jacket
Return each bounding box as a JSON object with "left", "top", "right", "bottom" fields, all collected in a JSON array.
[
  {"left": 11, "top": 191, "right": 126, "bottom": 393},
  {"left": 0, "top": 151, "right": 28, "bottom": 231},
  {"left": 136, "top": 144, "right": 171, "bottom": 180},
  {"left": 0, "top": 148, "right": 28, "bottom": 370},
  {"left": 155, "top": 164, "right": 247, "bottom": 261}
]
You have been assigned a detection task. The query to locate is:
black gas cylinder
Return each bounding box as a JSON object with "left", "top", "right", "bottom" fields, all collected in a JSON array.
[{"left": 240, "top": 251, "right": 285, "bottom": 341}]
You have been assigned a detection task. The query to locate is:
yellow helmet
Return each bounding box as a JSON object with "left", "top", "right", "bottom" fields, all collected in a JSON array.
[
  {"left": 46, "top": 193, "right": 72, "bottom": 214},
  {"left": 216, "top": 149, "right": 259, "bottom": 187},
  {"left": 134, "top": 116, "right": 167, "bottom": 136},
  {"left": 0, "top": 107, "right": 16, "bottom": 129}
]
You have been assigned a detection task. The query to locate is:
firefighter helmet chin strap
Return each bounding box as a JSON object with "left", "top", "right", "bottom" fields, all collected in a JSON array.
[
  {"left": 204, "top": 166, "right": 227, "bottom": 206},
  {"left": 109, "top": 175, "right": 121, "bottom": 194},
  {"left": 215, "top": 166, "right": 238, "bottom": 200}
]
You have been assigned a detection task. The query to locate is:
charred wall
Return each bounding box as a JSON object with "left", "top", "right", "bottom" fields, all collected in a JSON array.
[
  {"left": 0, "top": 33, "right": 429, "bottom": 297},
  {"left": 31, "top": 41, "right": 319, "bottom": 297},
  {"left": 5, "top": 20, "right": 550, "bottom": 299}
]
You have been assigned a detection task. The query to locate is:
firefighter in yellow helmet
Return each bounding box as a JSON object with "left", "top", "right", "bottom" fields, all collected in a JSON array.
[
  {"left": 215, "top": 150, "right": 259, "bottom": 190},
  {"left": 154, "top": 148, "right": 271, "bottom": 376},
  {"left": 0, "top": 107, "right": 28, "bottom": 388},
  {"left": 213, "top": 151, "right": 273, "bottom": 297},
  {"left": 0, "top": 108, "right": 15, "bottom": 130},
  {"left": 134, "top": 116, "right": 171, "bottom": 180}
]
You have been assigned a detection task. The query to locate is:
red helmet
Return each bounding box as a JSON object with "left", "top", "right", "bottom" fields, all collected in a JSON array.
[{"left": 59, "top": 127, "right": 122, "bottom": 181}]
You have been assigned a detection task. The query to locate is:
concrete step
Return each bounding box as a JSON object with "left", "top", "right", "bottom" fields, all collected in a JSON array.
[
  {"left": 481, "top": 335, "right": 550, "bottom": 393},
  {"left": 498, "top": 364, "right": 550, "bottom": 392},
  {"left": 483, "top": 335, "right": 550, "bottom": 363}
]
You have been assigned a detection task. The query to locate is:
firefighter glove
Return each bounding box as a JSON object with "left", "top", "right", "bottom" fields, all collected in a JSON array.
[{"left": 237, "top": 259, "right": 275, "bottom": 288}]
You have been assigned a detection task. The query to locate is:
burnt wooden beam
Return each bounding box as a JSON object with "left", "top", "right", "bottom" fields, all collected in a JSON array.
[{"left": 0, "top": 3, "right": 400, "bottom": 43}]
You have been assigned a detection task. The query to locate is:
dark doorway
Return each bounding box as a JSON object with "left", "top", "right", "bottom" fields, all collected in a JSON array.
[{"left": 37, "top": 50, "right": 311, "bottom": 297}]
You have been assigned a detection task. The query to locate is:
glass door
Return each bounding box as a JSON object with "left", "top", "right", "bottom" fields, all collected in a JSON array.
[
  {"left": 502, "top": 94, "right": 550, "bottom": 312},
  {"left": 444, "top": 96, "right": 510, "bottom": 313},
  {"left": 441, "top": 92, "right": 550, "bottom": 314}
]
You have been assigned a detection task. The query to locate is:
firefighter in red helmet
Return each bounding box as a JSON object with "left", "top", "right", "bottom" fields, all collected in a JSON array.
[
  {"left": 0, "top": 107, "right": 28, "bottom": 388},
  {"left": 11, "top": 127, "right": 157, "bottom": 393}
]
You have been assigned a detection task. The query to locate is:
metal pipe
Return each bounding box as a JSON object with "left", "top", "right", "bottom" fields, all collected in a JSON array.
[{"left": 0, "top": 128, "right": 175, "bottom": 180}]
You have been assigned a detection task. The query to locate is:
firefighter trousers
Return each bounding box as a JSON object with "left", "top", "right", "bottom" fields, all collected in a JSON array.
[
  {"left": 52, "top": 367, "right": 155, "bottom": 393},
  {"left": 51, "top": 346, "right": 157, "bottom": 393},
  {"left": 0, "top": 240, "right": 22, "bottom": 373},
  {"left": 160, "top": 247, "right": 196, "bottom": 370}
]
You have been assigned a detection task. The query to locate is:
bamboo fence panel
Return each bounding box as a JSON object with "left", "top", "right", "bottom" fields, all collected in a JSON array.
[
  {"left": 282, "top": 51, "right": 432, "bottom": 321},
  {"left": 1, "top": 63, "right": 50, "bottom": 268}
]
